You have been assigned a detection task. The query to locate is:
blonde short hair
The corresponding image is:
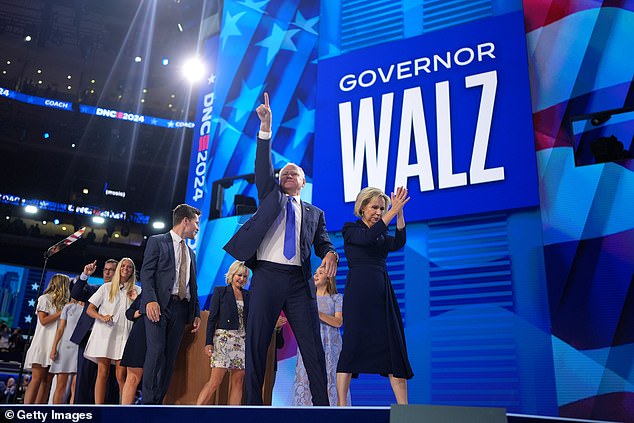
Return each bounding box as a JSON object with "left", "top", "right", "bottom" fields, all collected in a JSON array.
[
  {"left": 353, "top": 187, "right": 390, "bottom": 218},
  {"left": 225, "top": 260, "right": 250, "bottom": 285}
]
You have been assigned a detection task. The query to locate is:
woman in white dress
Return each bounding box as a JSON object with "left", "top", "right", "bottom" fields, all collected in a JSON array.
[
  {"left": 49, "top": 298, "right": 83, "bottom": 404},
  {"left": 84, "top": 257, "right": 140, "bottom": 404},
  {"left": 23, "top": 273, "right": 70, "bottom": 404}
]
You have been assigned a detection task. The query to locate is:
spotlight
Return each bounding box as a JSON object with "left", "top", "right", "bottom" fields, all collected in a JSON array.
[
  {"left": 152, "top": 221, "right": 165, "bottom": 230},
  {"left": 43, "top": 132, "right": 50, "bottom": 140},
  {"left": 182, "top": 57, "right": 206, "bottom": 83},
  {"left": 67, "top": 75, "right": 72, "bottom": 79},
  {"left": 61, "top": 225, "right": 67, "bottom": 231},
  {"left": 92, "top": 216, "right": 105, "bottom": 224},
  {"left": 53, "top": 218, "right": 60, "bottom": 225},
  {"left": 134, "top": 56, "right": 142, "bottom": 63},
  {"left": 36, "top": 69, "right": 42, "bottom": 74},
  {"left": 177, "top": 23, "right": 183, "bottom": 32},
  {"left": 24, "top": 35, "right": 32, "bottom": 42},
  {"left": 25, "top": 205, "right": 38, "bottom": 214},
  {"left": 82, "top": 188, "right": 89, "bottom": 194},
  {"left": 42, "top": 220, "right": 47, "bottom": 225},
  {"left": 90, "top": 79, "right": 95, "bottom": 84},
  {"left": 162, "top": 58, "right": 169, "bottom": 66},
  {"left": 6, "top": 60, "right": 10, "bottom": 65}
]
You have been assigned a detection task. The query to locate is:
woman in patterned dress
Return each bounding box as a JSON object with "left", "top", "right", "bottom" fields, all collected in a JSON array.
[
  {"left": 292, "top": 266, "right": 350, "bottom": 406},
  {"left": 196, "top": 260, "right": 250, "bottom": 405}
]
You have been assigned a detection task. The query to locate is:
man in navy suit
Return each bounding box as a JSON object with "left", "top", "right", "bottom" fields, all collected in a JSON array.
[
  {"left": 224, "top": 92, "right": 338, "bottom": 405},
  {"left": 70, "top": 259, "right": 119, "bottom": 404},
  {"left": 141, "top": 204, "right": 201, "bottom": 404}
]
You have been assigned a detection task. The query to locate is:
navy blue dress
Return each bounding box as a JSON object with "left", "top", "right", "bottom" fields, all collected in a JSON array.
[
  {"left": 121, "top": 296, "right": 146, "bottom": 368},
  {"left": 336, "top": 219, "right": 413, "bottom": 379}
]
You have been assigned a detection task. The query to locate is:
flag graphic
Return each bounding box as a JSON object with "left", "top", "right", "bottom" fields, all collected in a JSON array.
[{"left": 45, "top": 226, "right": 86, "bottom": 258}]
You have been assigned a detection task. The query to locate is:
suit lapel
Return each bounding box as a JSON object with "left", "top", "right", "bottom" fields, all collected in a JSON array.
[{"left": 165, "top": 232, "right": 176, "bottom": 268}]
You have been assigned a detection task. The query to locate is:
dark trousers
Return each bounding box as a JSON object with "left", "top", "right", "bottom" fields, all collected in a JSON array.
[
  {"left": 245, "top": 261, "right": 328, "bottom": 405},
  {"left": 73, "top": 333, "right": 119, "bottom": 404},
  {"left": 142, "top": 297, "right": 189, "bottom": 404}
]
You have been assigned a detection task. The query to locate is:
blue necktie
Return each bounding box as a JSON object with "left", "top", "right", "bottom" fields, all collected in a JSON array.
[{"left": 284, "top": 196, "right": 296, "bottom": 260}]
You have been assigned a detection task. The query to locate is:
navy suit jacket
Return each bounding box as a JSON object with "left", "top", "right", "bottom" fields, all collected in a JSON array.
[
  {"left": 205, "top": 285, "right": 250, "bottom": 345},
  {"left": 69, "top": 277, "right": 99, "bottom": 345},
  {"left": 223, "top": 137, "right": 335, "bottom": 298},
  {"left": 140, "top": 232, "right": 200, "bottom": 323}
]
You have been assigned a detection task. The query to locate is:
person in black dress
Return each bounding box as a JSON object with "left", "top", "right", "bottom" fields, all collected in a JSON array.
[
  {"left": 336, "top": 186, "right": 413, "bottom": 405},
  {"left": 120, "top": 293, "right": 145, "bottom": 404}
]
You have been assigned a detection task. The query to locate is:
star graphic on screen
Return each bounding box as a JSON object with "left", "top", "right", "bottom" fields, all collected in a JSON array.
[
  {"left": 256, "top": 24, "right": 300, "bottom": 65},
  {"left": 167, "top": 121, "right": 175, "bottom": 128},
  {"left": 282, "top": 99, "right": 315, "bottom": 149},
  {"left": 220, "top": 11, "right": 246, "bottom": 50},
  {"left": 292, "top": 11, "right": 318, "bottom": 35},
  {"left": 208, "top": 73, "right": 216, "bottom": 85},
  {"left": 151, "top": 118, "right": 158, "bottom": 125},
  {"left": 226, "top": 80, "right": 263, "bottom": 122},
  {"left": 217, "top": 117, "right": 241, "bottom": 136},
  {"left": 237, "top": 0, "right": 268, "bottom": 14},
  {"left": 31, "top": 283, "right": 39, "bottom": 291},
  {"left": 24, "top": 315, "right": 32, "bottom": 324},
  {"left": 28, "top": 299, "right": 35, "bottom": 307}
]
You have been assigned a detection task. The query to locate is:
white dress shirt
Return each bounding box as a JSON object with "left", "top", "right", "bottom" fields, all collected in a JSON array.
[{"left": 257, "top": 194, "right": 302, "bottom": 267}]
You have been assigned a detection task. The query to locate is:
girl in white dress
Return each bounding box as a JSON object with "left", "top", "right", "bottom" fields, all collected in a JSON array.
[
  {"left": 49, "top": 298, "right": 83, "bottom": 404},
  {"left": 84, "top": 257, "right": 140, "bottom": 403},
  {"left": 23, "top": 273, "right": 70, "bottom": 404}
]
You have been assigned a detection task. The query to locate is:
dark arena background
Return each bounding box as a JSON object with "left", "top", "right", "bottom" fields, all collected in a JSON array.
[{"left": 1, "top": 1, "right": 633, "bottom": 422}]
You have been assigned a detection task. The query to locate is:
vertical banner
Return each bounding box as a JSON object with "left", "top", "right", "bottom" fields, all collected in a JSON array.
[
  {"left": 314, "top": 11, "right": 539, "bottom": 229},
  {"left": 185, "top": 35, "right": 219, "bottom": 250}
]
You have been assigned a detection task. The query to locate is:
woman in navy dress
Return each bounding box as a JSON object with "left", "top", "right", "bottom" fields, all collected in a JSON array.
[
  {"left": 120, "top": 294, "right": 145, "bottom": 404},
  {"left": 336, "top": 186, "right": 413, "bottom": 405}
]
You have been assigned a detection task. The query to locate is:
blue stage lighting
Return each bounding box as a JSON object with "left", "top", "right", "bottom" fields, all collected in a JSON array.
[{"left": 162, "top": 58, "right": 169, "bottom": 66}]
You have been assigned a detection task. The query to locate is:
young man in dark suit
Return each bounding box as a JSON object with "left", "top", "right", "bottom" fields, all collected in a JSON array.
[
  {"left": 224, "top": 92, "right": 338, "bottom": 405},
  {"left": 141, "top": 204, "right": 201, "bottom": 404}
]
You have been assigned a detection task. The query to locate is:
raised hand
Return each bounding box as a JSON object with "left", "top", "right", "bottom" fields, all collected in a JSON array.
[
  {"left": 256, "top": 92, "right": 272, "bottom": 132},
  {"left": 389, "top": 186, "right": 410, "bottom": 214},
  {"left": 83, "top": 260, "right": 98, "bottom": 277}
]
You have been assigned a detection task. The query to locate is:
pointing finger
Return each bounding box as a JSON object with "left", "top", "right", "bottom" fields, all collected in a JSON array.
[{"left": 264, "top": 92, "right": 269, "bottom": 108}]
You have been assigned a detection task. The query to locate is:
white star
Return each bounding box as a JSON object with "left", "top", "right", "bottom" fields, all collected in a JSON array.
[
  {"left": 31, "top": 283, "right": 39, "bottom": 291},
  {"left": 151, "top": 118, "right": 158, "bottom": 125},
  {"left": 292, "top": 11, "right": 318, "bottom": 35},
  {"left": 25, "top": 315, "right": 32, "bottom": 323},
  {"left": 28, "top": 299, "right": 35, "bottom": 307},
  {"left": 208, "top": 73, "right": 216, "bottom": 85},
  {"left": 167, "top": 121, "right": 175, "bottom": 128}
]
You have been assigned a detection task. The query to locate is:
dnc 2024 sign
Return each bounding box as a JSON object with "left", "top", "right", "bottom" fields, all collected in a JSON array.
[{"left": 313, "top": 12, "right": 539, "bottom": 229}]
